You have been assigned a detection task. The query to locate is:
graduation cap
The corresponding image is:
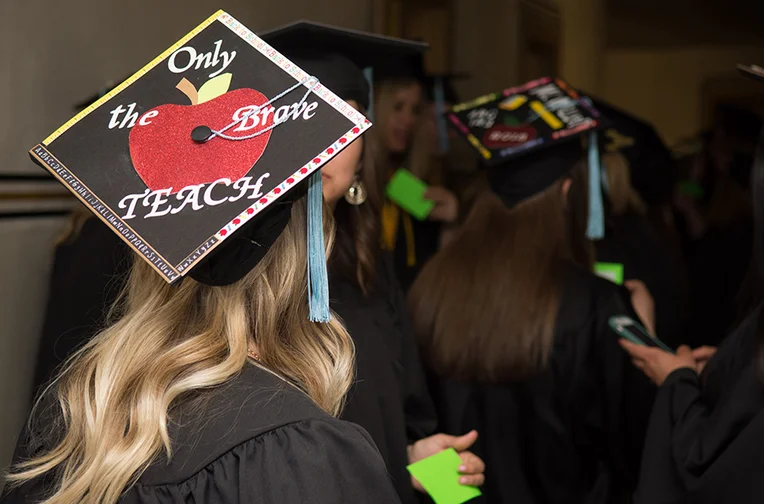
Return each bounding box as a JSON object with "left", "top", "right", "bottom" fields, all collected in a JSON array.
[
  {"left": 30, "top": 10, "right": 372, "bottom": 322},
  {"left": 738, "top": 64, "right": 764, "bottom": 83},
  {"left": 259, "top": 20, "right": 428, "bottom": 121},
  {"left": 447, "top": 77, "right": 605, "bottom": 239},
  {"left": 578, "top": 96, "right": 675, "bottom": 206}
]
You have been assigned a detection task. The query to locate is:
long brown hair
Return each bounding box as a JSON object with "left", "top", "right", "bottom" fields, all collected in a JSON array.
[
  {"left": 330, "top": 112, "right": 385, "bottom": 295},
  {"left": 7, "top": 194, "right": 354, "bottom": 504},
  {"left": 408, "top": 162, "right": 592, "bottom": 382}
]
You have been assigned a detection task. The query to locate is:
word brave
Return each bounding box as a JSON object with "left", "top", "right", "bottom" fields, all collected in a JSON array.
[
  {"left": 118, "top": 173, "right": 270, "bottom": 220},
  {"left": 168, "top": 39, "right": 236, "bottom": 78}
]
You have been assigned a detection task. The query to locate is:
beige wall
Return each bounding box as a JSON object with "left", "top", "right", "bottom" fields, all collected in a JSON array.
[{"left": 601, "top": 44, "right": 764, "bottom": 147}]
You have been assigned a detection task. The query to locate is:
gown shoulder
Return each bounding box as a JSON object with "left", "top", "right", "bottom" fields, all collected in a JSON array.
[{"left": 3, "top": 364, "right": 400, "bottom": 504}]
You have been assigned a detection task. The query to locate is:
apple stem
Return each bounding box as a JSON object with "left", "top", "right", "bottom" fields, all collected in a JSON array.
[{"left": 176, "top": 78, "right": 199, "bottom": 105}]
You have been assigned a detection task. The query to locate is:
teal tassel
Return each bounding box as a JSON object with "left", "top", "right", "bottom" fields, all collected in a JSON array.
[
  {"left": 363, "top": 67, "right": 374, "bottom": 121},
  {"left": 434, "top": 76, "right": 450, "bottom": 154},
  {"left": 586, "top": 131, "right": 605, "bottom": 240},
  {"left": 307, "top": 171, "right": 331, "bottom": 322}
]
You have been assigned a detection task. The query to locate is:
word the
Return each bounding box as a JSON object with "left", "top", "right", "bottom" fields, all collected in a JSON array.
[
  {"left": 108, "top": 103, "right": 158, "bottom": 130},
  {"left": 168, "top": 39, "right": 236, "bottom": 78}
]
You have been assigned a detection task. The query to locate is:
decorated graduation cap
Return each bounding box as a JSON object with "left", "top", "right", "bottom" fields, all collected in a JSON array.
[
  {"left": 30, "top": 10, "right": 371, "bottom": 322},
  {"left": 447, "top": 76, "right": 605, "bottom": 239},
  {"left": 259, "top": 20, "right": 428, "bottom": 121}
]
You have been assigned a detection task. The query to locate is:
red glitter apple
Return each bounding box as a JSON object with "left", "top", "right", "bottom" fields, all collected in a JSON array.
[
  {"left": 129, "top": 73, "right": 273, "bottom": 192},
  {"left": 482, "top": 125, "right": 537, "bottom": 150}
]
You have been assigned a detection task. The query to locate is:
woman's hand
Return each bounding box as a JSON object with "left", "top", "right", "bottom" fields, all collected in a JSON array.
[
  {"left": 408, "top": 430, "right": 485, "bottom": 490},
  {"left": 692, "top": 346, "right": 718, "bottom": 374},
  {"left": 619, "top": 341, "right": 696, "bottom": 386},
  {"left": 425, "top": 186, "right": 459, "bottom": 224},
  {"left": 624, "top": 279, "right": 656, "bottom": 336}
]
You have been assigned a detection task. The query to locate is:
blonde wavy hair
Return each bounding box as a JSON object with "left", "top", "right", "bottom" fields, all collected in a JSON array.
[{"left": 6, "top": 194, "right": 355, "bottom": 504}]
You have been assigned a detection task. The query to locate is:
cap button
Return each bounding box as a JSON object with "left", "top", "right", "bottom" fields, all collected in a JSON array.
[{"left": 191, "top": 125, "right": 213, "bottom": 143}]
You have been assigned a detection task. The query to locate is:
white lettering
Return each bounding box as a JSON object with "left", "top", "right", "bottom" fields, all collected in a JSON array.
[
  {"left": 138, "top": 110, "right": 159, "bottom": 126},
  {"left": 529, "top": 83, "right": 562, "bottom": 102},
  {"left": 168, "top": 46, "right": 196, "bottom": 73},
  {"left": 233, "top": 105, "right": 262, "bottom": 132},
  {"left": 144, "top": 188, "right": 173, "bottom": 218},
  {"left": 303, "top": 101, "right": 318, "bottom": 120},
  {"left": 108, "top": 104, "right": 126, "bottom": 129},
  {"left": 119, "top": 189, "right": 150, "bottom": 219},
  {"left": 203, "top": 178, "right": 232, "bottom": 206},
  {"left": 168, "top": 39, "right": 237, "bottom": 78},
  {"left": 274, "top": 104, "right": 291, "bottom": 124},
  {"left": 120, "top": 103, "right": 140, "bottom": 129},
  {"left": 170, "top": 184, "right": 205, "bottom": 214},
  {"left": 229, "top": 173, "right": 270, "bottom": 202}
]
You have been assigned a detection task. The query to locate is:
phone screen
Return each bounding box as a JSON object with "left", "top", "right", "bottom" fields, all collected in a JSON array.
[{"left": 608, "top": 315, "right": 675, "bottom": 354}]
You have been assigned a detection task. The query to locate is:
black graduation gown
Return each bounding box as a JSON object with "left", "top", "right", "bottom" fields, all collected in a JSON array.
[
  {"left": 331, "top": 256, "right": 438, "bottom": 504},
  {"left": 634, "top": 305, "right": 764, "bottom": 504},
  {"left": 390, "top": 209, "right": 441, "bottom": 292},
  {"left": 429, "top": 265, "right": 656, "bottom": 504},
  {"left": 33, "top": 217, "right": 131, "bottom": 391},
  {"left": 596, "top": 212, "right": 686, "bottom": 349},
  {"left": 2, "top": 364, "right": 401, "bottom": 504}
]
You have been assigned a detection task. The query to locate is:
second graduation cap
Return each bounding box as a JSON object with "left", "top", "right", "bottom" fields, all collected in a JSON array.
[
  {"left": 30, "top": 11, "right": 372, "bottom": 320},
  {"left": 447, "top": 77, "right": 605, "bottom": 238}
]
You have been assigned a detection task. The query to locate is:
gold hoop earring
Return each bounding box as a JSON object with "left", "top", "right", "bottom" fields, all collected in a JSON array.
[{"left": 345, "top": 176, "right": 367, "bottom": 206}]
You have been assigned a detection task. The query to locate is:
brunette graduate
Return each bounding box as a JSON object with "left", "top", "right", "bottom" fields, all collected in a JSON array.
[
  {"left": 409, "top": 79, "right": 656, "bottom": 503},
  {"left": 3, "top": 11, "right": 398, "bottom": 504},
  {"left": 373, "top": 52, "right": 460, "bottom": 291},
  {"left": 261, "top": 21, "right": 485, "bottom": 504},
  {"left": 619, "top": 63, "right": 764, "bottom": 504}
]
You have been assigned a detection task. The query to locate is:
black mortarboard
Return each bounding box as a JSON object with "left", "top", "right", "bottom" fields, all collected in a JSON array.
[
  {"left": 424, "top": 73, "right": 468, "bottom": 105},
  {"left": 578, "top": 96, "right": 675, "bottom": 206},
  {"left": 30, "top": 11, "right": 372, "bottom": 321},
  {"left": 447, "top": 77, "right": 605, "bottom": 238},
  {"left": 738, "top": 64, "right": 764, "bottom": 83},
  {"left": 259, "top": 20, "right": 428, "bottom": 111}
]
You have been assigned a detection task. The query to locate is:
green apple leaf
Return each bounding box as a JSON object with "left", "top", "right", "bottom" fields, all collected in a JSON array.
[{"left": 197, "top": 73, "right": 232, "bottom": 104}]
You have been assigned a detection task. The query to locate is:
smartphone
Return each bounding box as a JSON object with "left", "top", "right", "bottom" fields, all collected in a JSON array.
[{"left": 608, "top": 315, "right": 674, "bottom": 354}]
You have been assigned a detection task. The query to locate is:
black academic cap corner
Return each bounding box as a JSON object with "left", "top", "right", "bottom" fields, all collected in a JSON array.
[
  {"left": 582, "top": 95, "right": 676, "bottom": 206},
  {"left": 737, "top": 64, "right": 764, "bottom": 83},
  {"left": 259, "top": 20, "right": 428, "bottom": 68}
]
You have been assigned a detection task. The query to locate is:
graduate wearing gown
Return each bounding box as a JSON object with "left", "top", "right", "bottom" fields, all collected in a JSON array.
[
  {"left": 262, "top": 22, "right": 483, "bottom": 502},
  {"left": 409, "top": 86, "right": 656, "bottom": 503},
  {"left": 8, "top": 365, "right": 400, "bottom": 503},
  {"left": 4, "top": 13, "right": 398, "bottom": 503},
  {"left": 30, "top": 21, "right": 484, "bottom": 504},
  {"left": 621, "top": 65, "right": 764, "bottom": 503},
  {"left": 595, "top": 151, "right": 686, "bottom": 347}
]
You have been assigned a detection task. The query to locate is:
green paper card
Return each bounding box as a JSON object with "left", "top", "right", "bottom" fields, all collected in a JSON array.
[
  {"left": 679, "top": 180, "right": 704, "bottom": 199},
  {"left": 406, "top": 448, "right": 482, "bottom": 504},
  {"left": 594, "top": 262, "right": 624, "bottom": 285},
  {"left": 386, "top": 168, "right": 435, "bottom": 221}
]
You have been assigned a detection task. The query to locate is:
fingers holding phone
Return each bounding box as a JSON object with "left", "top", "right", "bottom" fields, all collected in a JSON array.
[{"left": 619, "top": 341, "right": 696, "bottom": 386}]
